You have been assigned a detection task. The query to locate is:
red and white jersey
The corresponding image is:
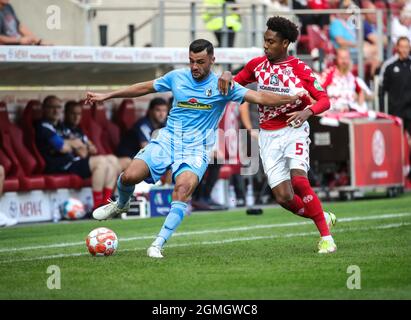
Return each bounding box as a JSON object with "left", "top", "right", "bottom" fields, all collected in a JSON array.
[
  {"left": 234, "top": 55, "right": 329, "bottom": 130},
  {"left": 320, "top": 66, "right": 362, "bottom": 112}
]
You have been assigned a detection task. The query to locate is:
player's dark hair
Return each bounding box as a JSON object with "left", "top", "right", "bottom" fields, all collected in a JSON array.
[
  {"left": 397, "top": 36, "right": 410, "bottom": 46},
  {"left": 42, "top": 95, "right": 61, "bottom": 109},
  {"left": 266, "top": 16, "right": 299, "bottom": 43},
  {"left": 64, "top": 100, "right": 81, "bottom": 115},
  {"left": 148, "top": 97, "right": 168, "bottom": 111},
  {"left": 189, "top": 39, "right": 214, "bottom": 56}
]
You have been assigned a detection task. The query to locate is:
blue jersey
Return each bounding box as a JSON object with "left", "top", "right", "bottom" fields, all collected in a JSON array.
[
  {"left": 135, "top": 68, "right": 249, "bottom": 184},
  {"left": 153, "top": 68, "right": 248, "bottom": 149}
]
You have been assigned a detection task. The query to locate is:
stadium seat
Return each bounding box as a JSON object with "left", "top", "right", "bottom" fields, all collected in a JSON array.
[
  {"left": 0, "top": 146, "right": 19, "bottom": 192},
  {"left": 297, "top": 34, "right": 310, "bottom": 54},
  {"left": 21, "top": 100, "right": 45, "bottom": 174},
  {"left": 91, "top": 102, "right": 121, "bottom": 154},
  {"left": 0, "top": 129, "right": 45, "bottom": 191},
  {"left": 114, "top": 99, "right": 138, "bottom": 134},
  {"left": 80, "top": 103, "right": 110, "bottom": 155},
  {"left": 388, "top": 1, "right": 403, "bottom": 16},
  {"left": 306, "top": 25, "right": 335, "bottom": 55}
]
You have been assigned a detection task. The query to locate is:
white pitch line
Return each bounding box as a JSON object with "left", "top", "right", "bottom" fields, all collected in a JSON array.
[
  {"left": 0, "top": 221, "right": 410, "bottom": 265},
  {"left": 0, "top": 212, "right": 410, "bottom": 254}
]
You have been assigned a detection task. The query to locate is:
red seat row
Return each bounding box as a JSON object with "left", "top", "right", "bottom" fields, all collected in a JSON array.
[{"left": 0, "top": 98, "right": 143, "bottom": 192}]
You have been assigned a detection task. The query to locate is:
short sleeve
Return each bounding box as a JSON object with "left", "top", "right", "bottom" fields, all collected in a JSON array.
[
  {"left": 226, "top": 82, "right": 249, "bottom": 104},
  {"left": 329, "top": 20, "right": 343, "bottom": 41},
  {"left": 8, "top": 5, "right": 20, "bottom": 27},
  {"left": 233, "top": 57, "right": 263, "bottom": 86},
  {"left": 153, "top": 70, "right": 177, "bottom": 92}
]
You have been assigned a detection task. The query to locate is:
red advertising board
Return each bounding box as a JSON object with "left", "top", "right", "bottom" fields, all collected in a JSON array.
[{"left": 353, "top": 121, "right": 403, "bottom": 186}]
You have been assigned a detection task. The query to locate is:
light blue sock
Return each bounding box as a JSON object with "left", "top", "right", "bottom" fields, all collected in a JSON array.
[
  {"left": 153, "top": 201, "right": 187, "bottom": 248},
  {"left": 117, "top": 174, "right": 134, "bottom": 208}
]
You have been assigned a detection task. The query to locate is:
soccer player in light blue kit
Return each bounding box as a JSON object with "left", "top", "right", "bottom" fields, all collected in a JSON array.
[{"left": 86, "top": 39, "right": 303, "bottom": 258}]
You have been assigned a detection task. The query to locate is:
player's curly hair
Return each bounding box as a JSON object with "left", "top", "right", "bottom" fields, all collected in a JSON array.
[{"left": 266, "top": 16, "right": 299, "bottom": 43}]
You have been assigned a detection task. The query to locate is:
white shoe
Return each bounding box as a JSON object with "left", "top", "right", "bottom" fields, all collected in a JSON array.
[
  {"left": 0, "top": 214, "right": 7, "bottom": 227},
  {"left": 92, "top": 200, "right": 130, "bottom": 221},
  {"left": 147, "top": 245, "right": 163, "bottom": 258},
  {"left": 324, "top": 211, "right": 337, "bottom": 230},
  {"left": 0, "top": 212, "right": 17, "bottom": 227}
]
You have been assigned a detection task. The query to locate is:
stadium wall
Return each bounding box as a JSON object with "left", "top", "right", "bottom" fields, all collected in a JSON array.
[{"left": 11, "top": 0, "right": 258, "bottom": 47}]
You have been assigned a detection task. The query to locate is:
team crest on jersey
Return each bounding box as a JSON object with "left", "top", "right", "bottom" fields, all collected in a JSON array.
[
  {"left": 205, "top": 88, "right": 212, "bottom": 97},
  {"left": 270, "top": 74, "right": 279, "bottom": 85},
  {"left": 283, "top": 67, "right": 292, "bottom": 76}
]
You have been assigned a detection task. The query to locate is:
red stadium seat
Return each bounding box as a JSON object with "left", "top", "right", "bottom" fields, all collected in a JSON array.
[
  {"left": 80, "top": 102, "right": 110, "bottom": 155},
  {"left": 0, "top": 147, "right": 19, "bottom": 192},
  {"left": 306, "top": 25, "right": 335, "bottom": 55},
  {"left": 388, "top": 2, "right": 403, "bottom": 16},
  {"left": 115, "top": 99, "right": 138, "bottom": 134},
  {"left": 0, "top": 130, "right": 45, "bottom": 191},
  {"left": 21, "top": 100, "right": 46, "bottom": 173},
  {"left": 92, "top": 102, "right": 121, "bottom": 153},
  {"left": 0, "top": 101, "right": 45, "bottom": 190}
]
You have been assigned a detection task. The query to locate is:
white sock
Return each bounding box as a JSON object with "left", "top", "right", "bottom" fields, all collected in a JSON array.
[{"left": 322, "top": 235, "right": 334, "bottom": 241}]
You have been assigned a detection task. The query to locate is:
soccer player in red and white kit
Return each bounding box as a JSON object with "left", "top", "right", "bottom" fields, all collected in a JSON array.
[{"left": 219, "top": 16, "right": 337, "bottom": 253}]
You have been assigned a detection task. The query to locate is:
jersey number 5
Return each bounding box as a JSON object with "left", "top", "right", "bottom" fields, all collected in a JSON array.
[{"left": 296, "top": 143, "right": 304, "bottom": 155}]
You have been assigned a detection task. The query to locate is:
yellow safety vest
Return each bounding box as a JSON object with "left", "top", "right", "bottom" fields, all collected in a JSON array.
[{"left": 202, "top": 0, "right": 242, "bottom": 32}]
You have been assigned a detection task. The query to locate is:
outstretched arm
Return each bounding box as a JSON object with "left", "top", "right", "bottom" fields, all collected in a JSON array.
[
  {"left": 244, "top": 90, "right": 305, "bottom": 107},
  {"left": 85, "top": 80, "right": 156, "bottom": 104}
]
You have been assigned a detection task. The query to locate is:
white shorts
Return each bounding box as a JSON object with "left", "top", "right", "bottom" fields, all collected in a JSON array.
[{"left": 259, "top": 122, "right": 311, "bottom": 189}]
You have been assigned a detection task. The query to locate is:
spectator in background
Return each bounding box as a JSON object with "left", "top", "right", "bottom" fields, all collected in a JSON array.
[
  {"left": 64, "top": 100, "right": 124, "bottom": 182},
  {"left": 35, "top": 96, "right": 117, "bottom": 209},
  {"left": 391, "top": 8, "right": 411, "bottom": 45},
  {"left": 117, "top": 97, "right": 168, "bottom": 159},
  {"left": 293, "top": 0, "right": 330, "bottom": 34},
  {"left": 0, "top": 165, "right": 17, "bottom": 227},
  {"left": 329, "top": 3, "right": 359, "bottom": 60},
  {"left": 329, "top": 2, "right": 379, "bottom": 75},
  {"left": 379, "top": 36, "right": 411, "bottom": 177},
  {"left": 362, "top": 1, "right": 387, "bottom": 75},
  {"left": 202, "top": 0, "right": 241, "bottom": 47},
  {"left": 0, "top": 0, "right": 44, "bottom": 45},
  {"left": 321, "top": 48, "right": 365, "bottom": 112},
  {"left": 363, "top": 1, "right": 385, "bottom": 47}
]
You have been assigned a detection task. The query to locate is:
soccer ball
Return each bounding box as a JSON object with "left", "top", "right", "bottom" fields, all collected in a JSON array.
[
  {"left": 86, "top": 227, "right": 118, "bottom": 256},
  {"left": 61, "top": 198, "right": 86, "bottom": 220}
]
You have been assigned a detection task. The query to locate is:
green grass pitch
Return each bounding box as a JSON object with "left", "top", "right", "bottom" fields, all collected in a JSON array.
[{"left": 0, "top": 193, "right": 410, "bottom": 300}]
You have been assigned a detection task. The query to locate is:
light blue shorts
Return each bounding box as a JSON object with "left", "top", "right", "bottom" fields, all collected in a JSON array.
[{"left": 134, "top": 138, "right": 209, "bottom": 184}]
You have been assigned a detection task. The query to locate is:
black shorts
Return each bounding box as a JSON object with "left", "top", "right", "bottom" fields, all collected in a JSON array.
[{"left": 67, "top": 158, "right": 92, "bottom": 178}]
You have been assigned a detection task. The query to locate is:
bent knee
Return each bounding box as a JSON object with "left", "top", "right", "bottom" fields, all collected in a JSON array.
[
  {"left": 121, "top": 169, "right": 140, "bottom": 185},
  {"left": 90, "top": 155, "right": 106, "bottom": 167},
  {"left": 274, "top": 192, "right": 294, "bottom": 207}
]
